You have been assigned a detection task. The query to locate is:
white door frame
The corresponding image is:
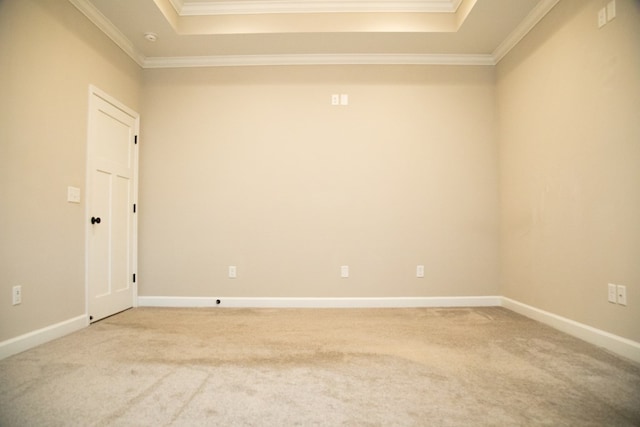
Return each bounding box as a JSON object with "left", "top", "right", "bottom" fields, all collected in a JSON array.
[{"left": 84, "top": 85, "right": 139, "bottom": 324}]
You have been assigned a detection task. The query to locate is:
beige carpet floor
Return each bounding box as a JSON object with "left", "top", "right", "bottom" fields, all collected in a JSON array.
[{"left": 0, "top": 307, "right": 639, "bottom": 426}]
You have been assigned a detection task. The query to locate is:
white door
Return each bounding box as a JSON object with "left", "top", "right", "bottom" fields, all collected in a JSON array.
[{"left": 86, "top": 86, "right": 138, "bottom": 323}]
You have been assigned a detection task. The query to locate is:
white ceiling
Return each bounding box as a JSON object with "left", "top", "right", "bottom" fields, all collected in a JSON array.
[
  {"left": 168, "top": 0, "right": 465, "bottom": 15},
  {"left": 68, "top": 0, "right": 560, "bottom": 68}
]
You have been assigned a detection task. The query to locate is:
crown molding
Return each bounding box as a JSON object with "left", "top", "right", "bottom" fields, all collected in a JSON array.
[
  {"left": 492, "top": 0, "right": 560, "bottom": 64},
  {"left": 170, "top": 0, "right": 463, "bottom": 16},
  {"left": 68, "top": 0, "right": 145, "bottom": 67},
  {"left": 69, "top": 0, "right": 553, "bottom": 70},
  {"left": 143, "top": 53, "right": 494, "bottom": 68}
]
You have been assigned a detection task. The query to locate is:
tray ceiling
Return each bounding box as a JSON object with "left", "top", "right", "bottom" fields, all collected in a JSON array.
[{"left": 68, "top": 0, "right": 559, "bottom": 68}]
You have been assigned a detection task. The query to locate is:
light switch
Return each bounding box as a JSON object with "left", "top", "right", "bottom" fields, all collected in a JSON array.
[
  {"left": 67, "top": 186, "right": 81, "bottom": 203},
  {"left": 340, "top": 94, "right": 349, "bottom": 106}
]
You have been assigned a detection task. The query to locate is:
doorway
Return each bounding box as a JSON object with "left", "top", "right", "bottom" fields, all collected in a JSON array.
[{"left": 86, "top": 86, "right": 139, "bottom": 322}]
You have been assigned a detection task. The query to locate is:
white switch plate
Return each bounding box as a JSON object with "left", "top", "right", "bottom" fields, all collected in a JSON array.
[
  {"left": 67, "top": 186, "right": 81, "bottom": 203},
  {"left": 608, "top": 283, "right": 617, "bottom": 303},
  {"left": 12, "top": 285, "right": 21, "bottom": 305},
  {"left": 616, "top": 284, "right": 627, "bottom": 306},
  {"left": 598, "top": 7, "right": 607, "bottom": 27},
  {"left": 228, "top": 266, "right": 237, "bottom": 279},
  {"left": 416, "top": 265, "right": 425, "bottom": 278},
  {"left": 607, "top": 0, "right": 616, "bottom": 21},
  {"left": 341, "top": 265, "right": 349, "bottom": 278},
  {"left": 340, "top": 94, "right": 349, "bottom": 106}
]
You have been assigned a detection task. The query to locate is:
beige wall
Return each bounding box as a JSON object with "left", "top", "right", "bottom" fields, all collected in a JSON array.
[
  {"left": 3, "top": 0, "right": 637, "bottom": 348},
  {"left": 0, "top": 0, "right": 142, "bottom": 341},
  {"left": 497, "top": 0, "right": 640, "bottom": 341},
  {"left": 139, "top": 66, "right": 500, "bottom": 298}
]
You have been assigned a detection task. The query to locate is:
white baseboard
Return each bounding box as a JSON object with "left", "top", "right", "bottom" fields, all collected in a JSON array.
[
  {"left": 138, "top": 296, "right": 502, "bottom": 308},
  {"left": 502, "top": 297, "right": 640, "bottom": 364},
  {"left": 0, "top": 314, "right": 88, "bottom": 360}
]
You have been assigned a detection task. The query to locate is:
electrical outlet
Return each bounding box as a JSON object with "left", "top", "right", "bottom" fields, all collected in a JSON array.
[
  {"left": 598, "top": 7, "right": 607, "bottom": 27},
  {"left": 228, "top": 266, "right": 237, "bottom": 279},
  {"left": 12, "top": 285, "right": 22, "bottom": 305},
  {"left": 607, "top": 0, "right": 616, "bottom": 21},
  {"left": 416, "top": 265, "right": 425, "bottom": 278},
  {"left": 616, "top": 285, "right": 627, "bottom": 306},
  {"left": 341, "top": 265, "right": 349, "bottom": 278},
  {"left": 608, "top": 283, "right": 617, "bottom": 303}
]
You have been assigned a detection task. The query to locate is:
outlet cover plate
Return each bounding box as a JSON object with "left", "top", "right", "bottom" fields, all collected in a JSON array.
[
  {"left": 12, "top": 285, "right": 22, "bottom": 305},
  {"left": 608, "top": 283, "right": 617, "bottom": 303},
  {"left": 340, "top": 265, "right": 349, "bottom": 278},
  {"left": 607, "top": 0, "right": 616, "bottom": 21},
  {"left": 598, "top": 7, "right": 607, "bottom": 27}
]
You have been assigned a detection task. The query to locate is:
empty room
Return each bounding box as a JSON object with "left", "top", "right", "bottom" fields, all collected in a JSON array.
[{"left": 1, "top": 0, "right": 639, "bottom": 425}]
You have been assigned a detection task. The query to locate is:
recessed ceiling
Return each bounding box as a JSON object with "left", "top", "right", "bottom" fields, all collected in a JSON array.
[
  {"left": 69, "top": 0, "right": 559, "bottom": 68},
  {"left": 168, "top": 0, "right": 465, "bottom": 15}
]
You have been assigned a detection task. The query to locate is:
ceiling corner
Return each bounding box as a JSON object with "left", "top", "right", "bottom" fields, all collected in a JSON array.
[
  {"left": 69, "top": 0, "right": 146, "bottom": 67},
  {"left": 492, "top": 0, "right": 560, "bottom": 64}
]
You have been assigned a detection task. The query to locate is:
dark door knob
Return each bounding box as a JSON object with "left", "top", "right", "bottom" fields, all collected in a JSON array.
[{"left": 91, "top": 217, "right": 101, "bottom": 224}]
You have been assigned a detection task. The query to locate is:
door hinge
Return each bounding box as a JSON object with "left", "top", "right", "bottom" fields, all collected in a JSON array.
[
  {"left": 133, "top": 203, "right": 136, "bottom": 213},
  {"left": 133, "top": 273, "right": 136, "bottom": 283},
  {"left": 134, "top": 135, "right": 138, "bottom": 145}
]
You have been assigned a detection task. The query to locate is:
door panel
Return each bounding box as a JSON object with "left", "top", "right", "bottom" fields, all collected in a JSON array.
[
  {"left": 88, "top": 170, "right": 111, "bottom": 298},
  {"left": 112, "top": 174, "right": 131, "bottom": 293},
  {"left": 95, "top": 109, "right": 132, "bottom": 168},
  {"left": 87, "top": 88, "right": 138, "bottom": 322}
]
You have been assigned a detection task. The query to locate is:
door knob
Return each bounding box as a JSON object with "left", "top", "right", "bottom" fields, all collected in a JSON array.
[{"left": 91, "top": 217, "right": 101, "bottom": 224}]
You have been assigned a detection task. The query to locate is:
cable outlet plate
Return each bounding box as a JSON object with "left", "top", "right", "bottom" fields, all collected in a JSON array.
[{"left": 616, "top": 284, "right": 627, "bottom": 306}]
